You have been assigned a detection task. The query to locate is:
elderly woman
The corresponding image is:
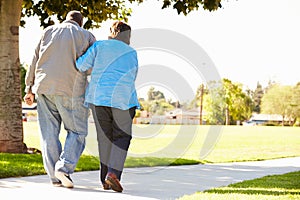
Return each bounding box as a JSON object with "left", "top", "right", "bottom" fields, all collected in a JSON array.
[{"left": 76, "top": 21, "right": 139, "bottom": 192}]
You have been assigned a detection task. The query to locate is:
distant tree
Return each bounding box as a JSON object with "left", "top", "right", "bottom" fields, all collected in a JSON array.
[
  {"left": 138, "top": 98, "right": 149, "bottom": 112},
  {"left": 290, "top": 83, "right": 300, "bottom": 124},
  {"left": 147, "top": 87, "right": 165, "bottom": 101},
  {"left": 233, "top": 90, "right": 253, "bottom": 123},
  {"left": 222, "top": 79, "right": 253, "bottom": 125},
  {"left": 204, "top": 81, "right": 225, "bottom": 124},
  {"left": 153, "top": 100, "right": 174, "bottom": 115},
  {"left": 252, "top": 82, "right": 264, "bottom": 113},
  {"left": 204, "top": 79, "right": 253, "bottom": 125},
  {"left": 261, "top": 84, "right": 293, "bottom": 126},
  {"left": 189, "top": 84, "right": 208, "bottom": 109},
  {"left": 264, "top": 79, "right": 277, "bottom": 93},
  {"left": 146, "top": 87, "right": 175, "bottom": 115},
  {"left": 170, "top": 100, "right": 180, "bottom": 108}
]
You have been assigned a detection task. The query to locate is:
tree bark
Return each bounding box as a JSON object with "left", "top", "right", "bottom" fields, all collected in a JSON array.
[{"left": 0, "top": 0, "right": 26, "bottom": 153}]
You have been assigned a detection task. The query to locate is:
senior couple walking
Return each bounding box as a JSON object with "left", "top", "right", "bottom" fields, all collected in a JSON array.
[{"left": 24, "top": 10, "right": 139, "bottom": 193}]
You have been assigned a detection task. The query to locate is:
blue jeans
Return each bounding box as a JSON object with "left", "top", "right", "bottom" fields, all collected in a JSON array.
[{"left": 37, "top": 94, "right": 88, "bottom": 183}]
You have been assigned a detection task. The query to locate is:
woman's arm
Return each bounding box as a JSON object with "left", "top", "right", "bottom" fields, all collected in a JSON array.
[{"left": 76, "top": 42, "right": 98, "bottom": 72}]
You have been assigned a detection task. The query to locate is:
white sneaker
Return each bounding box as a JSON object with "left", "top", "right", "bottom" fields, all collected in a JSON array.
[{"left": 55, "top": 171, "right": 74, "bottom": 188}]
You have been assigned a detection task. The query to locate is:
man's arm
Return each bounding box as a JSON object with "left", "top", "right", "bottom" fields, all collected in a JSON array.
[{"left": 23, "top": 40, "right": 41, "bottom": 105}]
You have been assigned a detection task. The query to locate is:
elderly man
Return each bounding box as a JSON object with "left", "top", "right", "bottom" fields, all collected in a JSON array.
[{"left": 24, "top": 10, "right": 96, "bottom": 188}]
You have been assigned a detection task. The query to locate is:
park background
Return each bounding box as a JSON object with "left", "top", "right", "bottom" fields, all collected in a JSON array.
[
  {"left": 20, "top": 0, "right": 300, "bottom": 126},
  {"left": 1, "top": 1, "right": 300, "bottom": 199}
]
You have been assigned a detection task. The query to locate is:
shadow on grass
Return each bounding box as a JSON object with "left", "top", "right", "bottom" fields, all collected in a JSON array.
[
  {"left": 1, "top": 153, "right": 202, "bottom": 179},
  {"left": 0, "top": 153, "right": 46, "bottom": 178},
  {"left": 76, "top": 155, "right": 202, "bottom": 169}
]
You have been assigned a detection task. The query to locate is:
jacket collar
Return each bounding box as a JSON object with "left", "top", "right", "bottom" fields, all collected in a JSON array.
[{"left": 63, "top": 20, "right": 80, "bottom": 27}]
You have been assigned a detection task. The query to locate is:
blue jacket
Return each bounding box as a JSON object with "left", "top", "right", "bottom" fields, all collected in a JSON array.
[{"left": 76, "top": 39, "right": 140, "bottom": 110}]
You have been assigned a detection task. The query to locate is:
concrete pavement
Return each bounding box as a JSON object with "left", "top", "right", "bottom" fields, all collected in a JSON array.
[{"left": 1, "top": 157, "right": 300, "bottom": 200}]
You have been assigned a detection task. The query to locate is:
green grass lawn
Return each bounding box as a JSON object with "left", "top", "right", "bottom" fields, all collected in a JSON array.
[
  {"left": 23, "top": 122, "right": 300, "bottom": 163},
  {"left": 179, "top": 171, "right": 300, "bottom": 200},
  {"left": 130, "top": 125, "right": 300, "bottom": 163}
]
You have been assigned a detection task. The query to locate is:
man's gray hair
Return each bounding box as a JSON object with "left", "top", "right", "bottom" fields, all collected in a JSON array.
[{"left": 66, "top": 10, "right": 83, "bottom": 27}]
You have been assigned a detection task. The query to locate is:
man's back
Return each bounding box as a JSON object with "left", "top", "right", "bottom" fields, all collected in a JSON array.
[{"left": 30, "top": 20, "right": 95, "bottom": 97}]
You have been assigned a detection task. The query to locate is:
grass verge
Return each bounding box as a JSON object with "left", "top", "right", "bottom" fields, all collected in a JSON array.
[
  {"left": 178, "top": 171, "right": 300, "bottom": 200},
  {"left": 0, "top": 153, "right": 200, "bottom": 178}
]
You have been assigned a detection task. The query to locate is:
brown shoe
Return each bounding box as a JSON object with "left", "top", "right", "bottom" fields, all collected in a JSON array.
[
  {"left": 102, "top": 183, "right": 111, "bottom": 190},
  {"left": 105, "top": 172, "right": 123, "bottom": 192}
]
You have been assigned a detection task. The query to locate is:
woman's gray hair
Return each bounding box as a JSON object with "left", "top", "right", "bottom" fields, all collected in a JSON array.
[{"left": 108, "top": 21, "right": 131, "bottom": 45}]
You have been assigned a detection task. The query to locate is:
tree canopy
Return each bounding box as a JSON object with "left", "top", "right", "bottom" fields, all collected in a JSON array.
[{"left": 21, "top": 0, "right": 223, "bottom": 29}]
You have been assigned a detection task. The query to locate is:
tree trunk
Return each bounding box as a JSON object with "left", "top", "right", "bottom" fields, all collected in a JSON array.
[
  {"left": 225, "top": 106, "right": 230, "bottom": 125},
  {"left": 0, "top": 0, "right": 26, "bottom": 153},
  {"left": 199, "top": 84, "right": 204, "bottom": 125}
]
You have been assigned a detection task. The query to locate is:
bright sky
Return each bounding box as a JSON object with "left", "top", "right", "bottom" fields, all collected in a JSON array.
[{"left": 20, "top": 0, "right": 300, "bottom": 100}]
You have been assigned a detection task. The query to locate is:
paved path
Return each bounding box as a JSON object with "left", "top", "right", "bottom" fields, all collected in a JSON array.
[{"left": 1, "top": 157, "right": 300, "bottom": 200}]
